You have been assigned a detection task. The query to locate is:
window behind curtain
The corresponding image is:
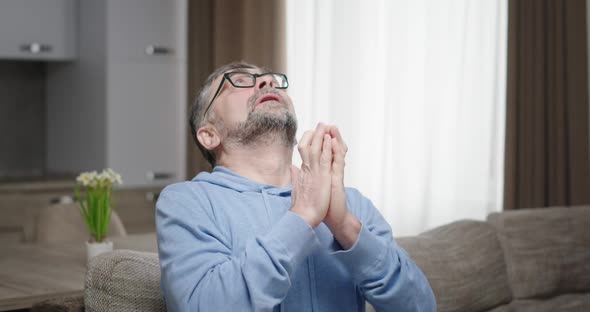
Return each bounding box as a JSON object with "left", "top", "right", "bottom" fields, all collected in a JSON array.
[{"left": 286, "top": 0, "right": 508, "bottom": 235}]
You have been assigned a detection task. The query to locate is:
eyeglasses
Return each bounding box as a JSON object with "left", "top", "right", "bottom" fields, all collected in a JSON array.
[{"left": 203, "top": 72, "right": 289, "bottom": 118}]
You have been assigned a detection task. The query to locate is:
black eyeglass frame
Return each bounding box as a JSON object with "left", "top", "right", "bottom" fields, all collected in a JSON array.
[{"left": 203, "top": 72, "right": 289, "bottom": 118}]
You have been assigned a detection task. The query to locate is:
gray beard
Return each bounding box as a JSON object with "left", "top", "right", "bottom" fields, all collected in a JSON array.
[{"left": 222, "top": 93, "right": 298, "bottom": 148}]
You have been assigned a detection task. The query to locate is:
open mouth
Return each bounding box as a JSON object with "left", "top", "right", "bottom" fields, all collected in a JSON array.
[{"left": 256, "top": 94, "right": 282, "bottom": 107}]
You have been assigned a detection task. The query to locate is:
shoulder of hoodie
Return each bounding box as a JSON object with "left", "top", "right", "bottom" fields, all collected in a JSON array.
[
  {"left": 155, "top": 180, "right": 237, "bottom": 228},
  {"left": 159, "top": 167, "right": 238, "bottom": 196},
  {"left": 157, "top": 180, "right": 214, "bottom": 212}
]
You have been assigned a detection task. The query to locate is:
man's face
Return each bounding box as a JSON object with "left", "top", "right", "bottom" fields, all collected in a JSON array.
[
  {"left": 208, "top": 67, "right": 295, "bottom": 125},
  {"left": 207, "top": 67, "right": 297, "bottom": 146}
]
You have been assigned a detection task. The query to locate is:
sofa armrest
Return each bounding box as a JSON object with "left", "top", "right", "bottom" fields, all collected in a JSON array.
[{"left": 85, "top": 249, "right": 165, "bottom": 311}]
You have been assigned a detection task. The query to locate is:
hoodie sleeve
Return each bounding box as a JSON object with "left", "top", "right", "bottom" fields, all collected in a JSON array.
[
  {"left": 331, "top": 188, "right": 436, "bottom": 312},
  {"left": 156, "top": 183, "right": 320, "bottom": 312}
]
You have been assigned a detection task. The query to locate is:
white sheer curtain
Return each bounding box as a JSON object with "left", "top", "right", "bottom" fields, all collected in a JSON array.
[{"left": 286, "top": 0, "right": 507, "bottom": 236}]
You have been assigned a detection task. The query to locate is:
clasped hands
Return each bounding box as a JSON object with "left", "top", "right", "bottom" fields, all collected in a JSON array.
[{"left": 291, "top": 123, "right": 361, "bottom": 249}]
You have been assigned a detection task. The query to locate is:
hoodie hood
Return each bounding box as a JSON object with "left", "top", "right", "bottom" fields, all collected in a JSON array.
[{"left": 193, "top": 166, "right": 292, "bottom": 196}]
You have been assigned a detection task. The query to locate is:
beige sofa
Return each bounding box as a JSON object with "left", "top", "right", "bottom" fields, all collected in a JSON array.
[{"left": 33, "top": 206, "right": 590, "bottom": 311}]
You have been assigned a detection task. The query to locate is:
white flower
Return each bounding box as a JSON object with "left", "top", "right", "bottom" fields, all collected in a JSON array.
[
  {"left": 76, "top": 172, "right": 92, "bottom": 186},
  {"left": 87, "top": 171, "right": 99, "bottom": 187},
  {"left": 76, "top": 171, "right": 98, "bottom": 186},
  {"left": 113, "top": 173, "right": 123, "bottom": 185},
  {"left": 101, "top": 168, "right": 123, "bottom": 185},
  {"left": 75, "top": 169, "right": 120, "bottom": 187}
]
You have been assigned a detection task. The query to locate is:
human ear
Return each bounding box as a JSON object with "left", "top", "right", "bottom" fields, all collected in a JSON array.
[{"left": 196, "top": 126, "right": 221, "bottom": 150}]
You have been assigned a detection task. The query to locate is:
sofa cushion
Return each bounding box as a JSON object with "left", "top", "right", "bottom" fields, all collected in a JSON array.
[
  {"left": 487, "top": 206, "right": 590, "bottom": 299},
  {"left": 510, "top": 293, "right": 590, "bottom": 312},
  {"left": 485, "top": 304, "right": 515, "bottom": 312},
  {"left": 397, "top": 220, "right": 512, "bottom": 312},
  {"left": 85, "top": 250, "right": 165, "bottom": 312}
]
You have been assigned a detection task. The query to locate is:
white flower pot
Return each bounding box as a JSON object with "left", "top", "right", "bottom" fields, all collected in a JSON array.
[{"left": 86, "top": 240, "right": 114, "bottom": 262}]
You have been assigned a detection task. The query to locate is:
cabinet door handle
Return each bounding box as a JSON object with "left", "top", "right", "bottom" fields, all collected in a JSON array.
[
  {"left": 20, "top": 43, "right": 52, "bottom": 53},
  {"left": 146, "top": 171, "right": 174, "bottom": 181},
  {"left": 145, "top": 45, "right": 171, "bottom": 55}
]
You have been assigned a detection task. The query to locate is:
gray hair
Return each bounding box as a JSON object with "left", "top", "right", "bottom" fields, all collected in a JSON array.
[{"left": 189, "top": 62, "right": 260, "bottom": 167}]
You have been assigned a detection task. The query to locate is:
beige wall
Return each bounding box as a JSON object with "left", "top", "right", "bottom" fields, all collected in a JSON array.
[
  {"left": 213, "top": 0, "right": 285, "bottom": 72},
  {"left": 187, "top": 0, "right": 213, "bottom": 177}
]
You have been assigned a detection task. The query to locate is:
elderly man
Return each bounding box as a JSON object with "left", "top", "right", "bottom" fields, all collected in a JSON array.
[{"left": 156, "top": 62, "right": 435, "bottom": 311}]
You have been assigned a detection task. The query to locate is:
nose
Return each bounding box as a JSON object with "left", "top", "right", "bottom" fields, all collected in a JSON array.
[{"left": 256, "top": 75, "right": 276, "bottom": 90}]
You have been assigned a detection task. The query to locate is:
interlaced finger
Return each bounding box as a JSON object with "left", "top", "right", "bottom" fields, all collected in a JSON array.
[
  {"left": 310, "top": 124, "right": 328, "bottom": 169},
  {"left": 297, "top": 130, "right": 314, "bottom": 168},
  {"left": 320, "top": 134, "right": 333, "bottom": 173}
]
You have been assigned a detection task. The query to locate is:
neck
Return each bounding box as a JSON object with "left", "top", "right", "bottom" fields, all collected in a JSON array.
[{"left": 216, "top": 142, "right": 293, "bottom": 187}]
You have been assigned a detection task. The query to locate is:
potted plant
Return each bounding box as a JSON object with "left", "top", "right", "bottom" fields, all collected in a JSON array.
[{"left": 75, "top": 168, "right": 122, "bottom": 261}]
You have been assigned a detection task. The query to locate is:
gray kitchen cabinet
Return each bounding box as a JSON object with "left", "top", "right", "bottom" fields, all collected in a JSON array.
[
  {"left": 107, "top": 0, "right": 182, "bottom": 63},
  {"left": 0, "top": 0, "right": 76, "bottom": 60},
  {"left": 107, "top": 62, "right": 185, "bottom": 188},
  {"left": 46, "top": 0, "right": 187, "bottom": 188}
]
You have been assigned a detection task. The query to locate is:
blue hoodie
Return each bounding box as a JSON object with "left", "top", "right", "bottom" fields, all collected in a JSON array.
[{"left": 156, "top": 167, "right": 435, "bottom": 312}]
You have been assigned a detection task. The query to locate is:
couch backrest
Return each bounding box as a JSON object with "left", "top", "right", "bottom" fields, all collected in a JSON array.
[
  {"left": 397, "top": 220, "right": 512, "bottom": 312},
  {"left": 487, "top": 205, "right": 590, "bottom": 300},
  {"left": 85, "top": 250, "right": 165, "bottom": 312},
  {"left": 88, "top": 207, "right": 590, "bottom": 311}
]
